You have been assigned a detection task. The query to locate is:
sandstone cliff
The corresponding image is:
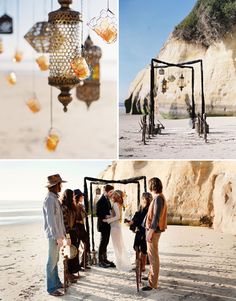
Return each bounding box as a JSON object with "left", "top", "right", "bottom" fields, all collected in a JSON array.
[
  {"left": 99, "top": 161, "right": 236, "bottom": 235},
  {"left": 125, "top": 4, "right": 236, "bottom": 118}
]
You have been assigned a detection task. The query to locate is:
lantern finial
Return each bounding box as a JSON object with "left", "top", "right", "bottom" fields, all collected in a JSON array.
[
  {"left": 58, "top": 88, "right": 73, "bottom": 112},
  {"left": 58, "top": 0, "right": 72, "bottom": 8}
]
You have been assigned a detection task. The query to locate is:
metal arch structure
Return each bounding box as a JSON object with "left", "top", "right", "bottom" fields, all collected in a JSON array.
[
  {"left": 83, "top": 176, "right": 147, "bottom": 257},
  {"left": 150, "top": 58, "right": 206, "bottom": 136}
]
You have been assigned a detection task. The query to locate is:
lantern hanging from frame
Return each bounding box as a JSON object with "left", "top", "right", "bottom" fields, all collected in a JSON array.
[
  {"left": 178, "top": 73, "right": 186, "bottom": 91},
  {"left": 88, "top": 0, "right": 117, "bottom": 44},
  {"left": 0, "top": 14, "right": 13, "bottom": 34},
  {"left": 168, "top": 74, "right": 176, "bottom": 82},
  {"left": 48, "top": 0, "right": 82, "bottom": 112},
  {"left": 161, "top": 77, "right": 168, "bottom": 94},
  {"left": 96, "top": 186, "right": 101, "bottom": 195},
  {"left": 159, "top": 68, "right": 165, "bottom": 75},
  {"left": 24, "top": 21, "right": 50, "bottom": 53},
  {"left": 76, "top": 35, "right": 102, "bottom": 108}
]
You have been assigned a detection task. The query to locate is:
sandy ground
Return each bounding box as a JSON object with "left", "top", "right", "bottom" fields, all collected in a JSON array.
[
  {"left": 0, "top": 71, "right": 117, "bottom": 159},
  {"left": 119, "top": 109, "right": 236, "bottom": 159},
  {"left": 1, "top": 221, "right": 236, "bottom": 301}
]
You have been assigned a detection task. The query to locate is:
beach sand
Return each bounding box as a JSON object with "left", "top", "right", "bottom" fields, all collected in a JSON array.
[
  {"left": 119, "top": 109, "right": 236, "bottom": 159},
  {"left": 0, "top": 71, "right": 117, "bottom": 159},
  {"left": 1, "top": 221, "right": 236, "bottom": 301}
]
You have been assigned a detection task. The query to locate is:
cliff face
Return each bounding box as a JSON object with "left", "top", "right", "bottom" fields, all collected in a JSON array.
[
  {"left": 99, "top": 161, "right": 236, "bottom": 235},
  {"left": 125, "top": 27, "right": 236, "bottom": 118}
]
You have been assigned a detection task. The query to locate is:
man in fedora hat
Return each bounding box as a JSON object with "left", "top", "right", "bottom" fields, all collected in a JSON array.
[{"left": 43, "top": 174, "right": 70, "bottom": 297}]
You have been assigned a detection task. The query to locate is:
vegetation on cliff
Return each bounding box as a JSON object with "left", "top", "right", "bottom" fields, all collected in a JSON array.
[{"left": 173, "top": 0, "right": 236, "bottom": 47}]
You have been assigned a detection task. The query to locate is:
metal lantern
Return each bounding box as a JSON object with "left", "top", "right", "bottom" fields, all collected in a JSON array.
[
  {"left": 48, "top": 0, "right": 82, "bottom": 112},
  {"left": 24, "top": 21, "right": 50, "bottom": 53},
  {"left": 159, "top": 68, "right": 165, "bottom": 75},
  {"left": 178, "top": 73, "right": 186, "bottom": 91},
  {"left": 76, "top": 35, "right": 102, "bottom": 108},
  {"left": 0, "top": 14, "right": 13, "bottom": 34},
  {"left": 168, "top": 75, "right": 176, "bottom": 82},
  {"left": 96, "top": 187, "right": 101, "bottom": 195},
  {"left": 161, "top": 77, "right": 168, "bottom": 93}
]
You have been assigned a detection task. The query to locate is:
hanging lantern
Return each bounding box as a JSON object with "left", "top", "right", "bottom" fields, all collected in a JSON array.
[
  {"left": 13, "top": 50, "right": 23, "bottom": 62},
  {"left": 0, "top": 38, "right": 3, "bottom": 53},
  {"left": 76, "top": 35, "right": 102, "bottom": 108},
  {"left": 6, "top": 72, "right": 17, "bottom": 85},
  {"left": 161, "top": 77, "right": 168, "bottom": 93},
  {"left": 48, "top": 0, "right": 82, "bottom": 112},
  {"left": 96, "top": 187, "right": 101, "bottom": 195},
  {"left": 26, "top": 95, "right": 41, "bottom": 113},
  {"left": 88, "top": 8, "right": 117, "bottom": 44},
  {"left": 159, "top": 68, "right": 165, "bottom": 75},
  {"left": 178, "top": 73, "right": 186, "bottom": 91},
  {"left": 36, "top": 55, "right": 49, "bottom": 71},
  {"left": 24, "top": 21, "right": 50, "bottom": 53},
  {"left": 0, "top": 14, "right": 13, "bottom": 34},
  {"left": 168, "top": 75, "right": 176, "bottom": 82},
  {"left": 46, "top": 128, "right": 60, "bottom": 152}
]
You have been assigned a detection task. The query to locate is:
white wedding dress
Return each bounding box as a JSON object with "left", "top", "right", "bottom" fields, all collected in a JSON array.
[{"left": 106, "top": 202, "right": 132, "bottom": 272}]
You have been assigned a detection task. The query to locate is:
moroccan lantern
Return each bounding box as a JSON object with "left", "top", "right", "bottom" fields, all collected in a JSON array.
[
  {"left": 48, "top": 0, "right": 82, "bottom": 112},
  {"left": 36, "top": 55, "right": 49, "bottom": 71},
  {"left": 159, "top": 68, "right": 165, "bottom": 75},
  {"left": 88, "top": 4, "right": 117, "bottom": 44},
  {"left": 161, "top": 78, "right": 168, "bottom": 93},
  {"left": 6, "top": 72, "right": 17, "bottom": 85},
  {"left": 26, "top": 95, "right": 41, "bottom": 113},
  {"left": 168, "top": 75, "right": 176, "bottom": 82},
  {"left": 24, "top": 21, "right": 50, "bottom": 53},
  {"left": 0, "top": 38, "right": 3, "bottom": 53},
  {"left": 76, "top": 35, "right": 102, "bottom": 108},
  {"left": 96, "top": 187, "right": 101, "bottom": 195},
  {"left": 178, "top": 73, "right": 186, "bottom": 91},
  {"left": 0, "top": 14, "right": 13, "bottom": 34}
]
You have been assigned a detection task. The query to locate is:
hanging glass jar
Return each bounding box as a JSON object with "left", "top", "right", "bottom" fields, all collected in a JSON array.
[
  {"left": 6, "top": 72, "right": 17, "bottom": 85},
  {"left": 48, "top": 0, "right": 82, "bottom": 112},
  {"left": 76, "top": 35, "right": 102, "bottom": 108},
  {"left": 46, "top": 128, "right": 60, "bottom": 152},
  {"left": 26, "top": 94, "right": 41, "bottom": 113},
  {"left": 0, "top": 38, "right": 3, "bottom": 53},
  {"left": 36, "top": 55, "right": 49, "bottom": 71}
]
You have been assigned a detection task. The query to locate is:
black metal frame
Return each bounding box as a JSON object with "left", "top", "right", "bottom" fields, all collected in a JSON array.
[
  {"left": 150, "top": 58, "right": 205, "bottom": 135},
  {"left": 83, "top": 176, "right": 147, "bottom": 255}
]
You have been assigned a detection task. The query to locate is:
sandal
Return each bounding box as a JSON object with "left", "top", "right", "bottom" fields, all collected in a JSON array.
[{"left": 49, "top": 290, "right": 64, "bottom": 296}]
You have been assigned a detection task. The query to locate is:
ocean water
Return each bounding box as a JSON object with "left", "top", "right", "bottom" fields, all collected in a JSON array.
[{"left": 0, "top": 200, "right": 43, "bottom": 226}]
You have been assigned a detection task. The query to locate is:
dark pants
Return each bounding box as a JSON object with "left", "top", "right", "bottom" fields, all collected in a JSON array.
[
  {"left": 133, "top": 230, "right": 147, "bottom": 255},
  {"left": 98, "top": 227, "right": 111, "bottom": 262},
  {"left": 77, "top": 224, "right": 89, "bottom": 266},
  {"left": 68, "top": 229, "right": 80, "bottom": 274}
]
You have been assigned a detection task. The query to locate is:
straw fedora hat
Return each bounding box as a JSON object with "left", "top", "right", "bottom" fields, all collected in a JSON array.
[{"left": 46, "top": 174, "right": 67, "bottom": 188}]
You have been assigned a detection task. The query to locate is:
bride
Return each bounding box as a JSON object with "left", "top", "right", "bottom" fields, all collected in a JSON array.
[{"left": 103, "top": 190, "right": 132, "bottom": 272}]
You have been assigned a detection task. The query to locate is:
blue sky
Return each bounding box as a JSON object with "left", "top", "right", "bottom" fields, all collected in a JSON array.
[
  {"left": 0, "top": 160, "right": 111, "bottom": 201},
  {"left": 119, "top": 0, "right": 197, "bottom": 103}
]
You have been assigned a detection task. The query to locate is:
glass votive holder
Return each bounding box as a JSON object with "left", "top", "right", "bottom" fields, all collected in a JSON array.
[
  {"left": 26, "top": 95, "right": 41, "bottom": 113},
  {"left": 71, "top": 56, "right": 91, "bottom": 80},
  {"left": 6, "top": 72, "right": 17, "bottom": 85},
  {"left": 36, "top": 55, "right": 49, "bottom": 71},
  {"left": 13, "top": 50, "right": 23, "bottom": 62},
  {"left": 46, "top": 129, "right": 60, "bottom": 152}
]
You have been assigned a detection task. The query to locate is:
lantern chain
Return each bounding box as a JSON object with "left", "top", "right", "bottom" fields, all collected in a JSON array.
[{"left": 4, "top": 0, "right": 7, "bottom": 13}]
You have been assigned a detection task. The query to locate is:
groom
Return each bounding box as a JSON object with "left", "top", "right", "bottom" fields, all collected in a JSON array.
[{"left": 96, "top": 184, "right": 116, "bottom": 268}]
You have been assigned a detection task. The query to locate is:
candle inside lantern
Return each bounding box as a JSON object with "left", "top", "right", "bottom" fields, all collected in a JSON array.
[
  {"left": 71, "top": 56, "right": 91, "bottom": 80},
  {"left": 26, "top": 96, "right": 41, "bottom": 113},
  {"left": 36, "top": 55, "right": 49, "bottom": 71},
  {"left": 13, "top": 50, "right": 23, "bottom": 62},
  {"left": 6, "top": 72, "right": 17, "bottom": 85},
  {"left": 46, "top": 130, "right": 60, "bottom": 152}
]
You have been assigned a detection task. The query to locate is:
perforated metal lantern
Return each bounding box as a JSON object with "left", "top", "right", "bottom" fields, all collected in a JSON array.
[
  {"left": 178, "top": 73, "right": 186, "bottom": 91},
  {"left": 96, "top": 187, "right": 101, "bottom": 195},
  {"left": 24, "top": 21, "right": 50, "bottom": 53},
  {"left": 76, "top": 35, "right": 102, "bottom": 108},
  {"left": 0, "top": 14, "right": 13, "bottom": 34},
  {"left": 48, "top": 0, "right": 82, "bottom": 112},
  {"left": 161, "top": 78, "right": 168, "bottom": 93}
]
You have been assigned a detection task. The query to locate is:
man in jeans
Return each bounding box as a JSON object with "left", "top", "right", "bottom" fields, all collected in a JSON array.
[
  {"left": 43, "top": 174, "right": 70, "bottom": 297},
  {"left": 142, "top": 177, "right": 167, "bottom": 291}
]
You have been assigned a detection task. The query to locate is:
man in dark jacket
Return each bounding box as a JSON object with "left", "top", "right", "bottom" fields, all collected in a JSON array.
[{"left": 96, "top": 184, "right": 116, "bottom": 268}]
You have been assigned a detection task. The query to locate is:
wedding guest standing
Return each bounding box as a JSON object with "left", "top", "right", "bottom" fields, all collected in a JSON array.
[
  {"left": 73, "top": 189, "right": 91, "bottom": 269},
  {"left": 142, "top": 177, "right": 167, "bottom": 291},
  {"left": 96, "top": 184, "right": 115, "bottom": 268},
  {"left": 43, "top": 174, "right": 70, "bottom": 297},
  {"left": 60, "top": 189, "right": 80, "bottom": 282}
]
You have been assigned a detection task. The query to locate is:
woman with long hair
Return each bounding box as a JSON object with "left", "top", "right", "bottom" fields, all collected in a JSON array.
[
  {"left": 60, "top": 189, "right": 80, "bottom": 282},
  {"left": 103, "top": 190, "right": 131, "bottom": 271}
]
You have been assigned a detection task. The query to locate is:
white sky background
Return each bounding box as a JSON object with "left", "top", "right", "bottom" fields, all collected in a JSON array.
[
  {"left": 0, "top": 160, "right": 111, "bottom": 201},
  {"left": 0, "top": 0, "right": 117, "bottom": 65}
]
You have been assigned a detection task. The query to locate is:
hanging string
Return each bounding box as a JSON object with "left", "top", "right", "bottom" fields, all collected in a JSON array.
[
  {"left": 81, "top": 0, "right": 84, "bottom": 53},
  {"left": 32, "top": 0, "right": 36, "bottom": 94},
  {"left": 43, "top": 0, "right": 47, "bottom": 20},
  {"left": 4, "top": 0, "right": 7, "bottom": 13},
  {"left": 16, "top": 0, "right": 20, "bottom": 47}
]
